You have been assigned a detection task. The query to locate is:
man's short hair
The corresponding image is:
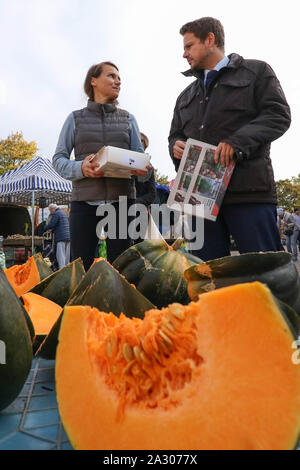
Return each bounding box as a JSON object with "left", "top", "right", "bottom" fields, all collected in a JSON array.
[
  {"left": 294, "top": 207, "right": 299, "bottom": 212},
  {"left": 48, "top": 203, "right": 58, "bottom": 211},
  {"left": 180, "top": 17, "right": 225, "bottom": 50}
]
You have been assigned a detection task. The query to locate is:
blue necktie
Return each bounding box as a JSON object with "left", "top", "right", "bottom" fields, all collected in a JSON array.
[{"left": 205, "top": 70, "right": 218, "bottom": 88}]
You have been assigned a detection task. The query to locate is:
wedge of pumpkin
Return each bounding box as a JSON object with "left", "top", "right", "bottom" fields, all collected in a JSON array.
[
  {"left": 0, "top": 268, "right": 32, "bottom": 411},
  {"left": 56, "top": 282, "right": 300, "bottom": 450},
  {"left": 113, "top": 239, "right": 202, "bottom": 308},
  {"left": 35, "top": 258, "right": 155, "bottom": 359},
  {"left": 4, "top": 253, "right": 52, "bottom": 297},
  {"left": 21, "top": 292, "right": 62, "bottom": 352},
  {"left": 29, "top": 258, "right": 85, "bottom": 307},
  {"left": 185, "top": 251, "right": 300, "bottom": 315}
]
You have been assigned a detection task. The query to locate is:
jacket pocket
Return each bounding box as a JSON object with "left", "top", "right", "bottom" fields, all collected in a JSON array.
[
  {"left": 217, "top": 79, "right": 251, "bottom": 111},
  {"left": 228, "top": 158, "right": 272, "bottom": 193}
]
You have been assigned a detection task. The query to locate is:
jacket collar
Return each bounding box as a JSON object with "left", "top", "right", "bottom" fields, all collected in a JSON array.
[
  {"left": 181, "top": 53, "right": 243, "bottom": 78},
  {"left": 87, "top": 99, "right": 116, "bottom": 113}
]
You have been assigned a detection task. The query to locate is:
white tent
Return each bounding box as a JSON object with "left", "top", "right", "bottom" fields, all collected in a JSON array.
[{"left": 0, "top": 157, "right": 72, "bottom": 253}]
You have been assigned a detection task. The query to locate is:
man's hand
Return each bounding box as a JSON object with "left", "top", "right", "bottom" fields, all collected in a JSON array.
[
  {"left": 214, "top": 142, "right": 235, "bottom": 167},
  {"left": 131, "top": 165, "right": 152, "bottom": 177},
  {"left": 81, "top": 154, "right": 104, "bottom": 178},
  {"left": 173, "top": 140, "right": 186, "bottom": 159}
]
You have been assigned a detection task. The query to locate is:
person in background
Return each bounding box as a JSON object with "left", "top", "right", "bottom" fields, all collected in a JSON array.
[
  {"left": 293, "top": 208, "right": 300, "bottom": 257},
  {"left": 279, "top": 209, "right": 298, "bottom": 261},
  {"left": 43, "top": 204, "right": 70, "bottom": 269},
  {"left": 135, "top": 134, "right": 156, "bottom": 209},
  {"left": 52, "top": 61, "right": 150, "bottom": 271},
  {"left": 132, "top": 132, "right": 157, "bottom": 244},
  {"left": 168, "top": 17, "right": 291, "bottom": 261}
]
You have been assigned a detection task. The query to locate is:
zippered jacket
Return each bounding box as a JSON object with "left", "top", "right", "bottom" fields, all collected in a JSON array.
[{"left": 168, "top": 53, "right": 291, "bottom": 205}]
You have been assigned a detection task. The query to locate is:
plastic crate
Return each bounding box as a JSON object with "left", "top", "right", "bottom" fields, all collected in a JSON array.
[{"left": 0, "top": 358, "right": 72, "bottom": 450}]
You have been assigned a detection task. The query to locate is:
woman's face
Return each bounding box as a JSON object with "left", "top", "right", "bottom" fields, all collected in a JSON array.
[{"left": 91, "top": 64, "right": 121, "bottom": 103}]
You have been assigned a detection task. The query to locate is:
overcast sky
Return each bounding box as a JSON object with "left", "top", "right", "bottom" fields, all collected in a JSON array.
[{"left": 0, "top": 0, "right": 299, "bottom": 182}]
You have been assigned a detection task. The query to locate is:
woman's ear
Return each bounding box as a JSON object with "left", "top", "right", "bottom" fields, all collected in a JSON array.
[{"left": 91, "top": 77, "right": 96, "bottom": 87}]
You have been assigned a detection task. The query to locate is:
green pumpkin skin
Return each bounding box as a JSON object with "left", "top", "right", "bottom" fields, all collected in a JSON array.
[
  {"left": 113, "top": 239, "right": 202, "bottom": 309},
  {"left": 30, "top": 258, "right": 85, "bottom": 307},
  {"left": 185, "top": 252, "right": 300, "bottom": 315},
  {"left": 0, "top": 268, "right": 32, "bottom": 411}
]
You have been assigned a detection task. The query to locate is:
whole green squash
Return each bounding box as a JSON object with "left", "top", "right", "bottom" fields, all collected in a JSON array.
[
  {"left": 113, "top": 239, "right": 202, "bottom": 308},
  {"left": 185, "top": 251, "right": 300, "bottom": 315}
]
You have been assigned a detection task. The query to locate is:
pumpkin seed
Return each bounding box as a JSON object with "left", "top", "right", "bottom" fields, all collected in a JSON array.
[
  {"left": 122, "top": 360, "right": 135, "bottom": 375},
  {"left": 133, "top": 345, "right": 142, "bottom": 361},
  {"left": 169, "top": 304, "right": 185, "bottom": 320},
  {"left": 158, "top": 340, "right": 171, "bottom": 356},
  {"left": 106, "top": 340, "right": 112, "bottom": 358},
  {"left": 110, "top": 335, "right": 117, "bottom": 355},
  {"left": 140, "top": 351, "right": 151, "bottom": 366},
  {"left": 153, "top": 350, "right": 163, "bottom": 364},
  {"left": 159, "top": 329, "right": 173, "bottom": 345},
  {"left": 123, "top": 343, "right": 134, "bottom": 363}
]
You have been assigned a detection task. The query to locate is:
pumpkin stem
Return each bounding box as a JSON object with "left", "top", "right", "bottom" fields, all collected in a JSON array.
[{"left": 171, "top": 238, "right": 185, "bottom": 251}]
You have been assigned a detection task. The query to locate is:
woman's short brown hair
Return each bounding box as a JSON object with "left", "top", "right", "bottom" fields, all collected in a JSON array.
[{"left": 84, "top": 61, "right": 119, "bottom": 101}]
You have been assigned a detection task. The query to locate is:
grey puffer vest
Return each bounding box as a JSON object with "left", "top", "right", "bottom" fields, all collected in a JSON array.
[{"left": 72, "top": 100, "right": 135, "bottom": 201}]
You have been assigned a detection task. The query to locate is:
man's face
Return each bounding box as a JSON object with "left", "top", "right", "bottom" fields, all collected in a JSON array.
[{"left": 183, "top": 32, "right": 211, "bottom": 70}]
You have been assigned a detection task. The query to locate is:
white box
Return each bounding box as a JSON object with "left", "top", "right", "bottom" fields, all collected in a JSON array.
[{"left": 92, "top": 146, "right": 151, "bottom": 178}]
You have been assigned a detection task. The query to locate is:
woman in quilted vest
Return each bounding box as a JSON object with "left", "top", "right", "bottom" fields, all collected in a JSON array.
[{"left": 52, "top": 61, "right": 150, "bottom": 271}]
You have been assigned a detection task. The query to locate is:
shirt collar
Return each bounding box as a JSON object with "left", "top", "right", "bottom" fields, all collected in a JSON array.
[
  {"left": 182, "top": 55, "right": 232, "bottom": 79},
  {"left": 204, "top": 56, "right": 230, "bottom": 82}
]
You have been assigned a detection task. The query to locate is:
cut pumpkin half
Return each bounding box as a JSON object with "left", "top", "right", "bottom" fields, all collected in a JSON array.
[{"left": 56, "top": 282, "right": 300, "bottom": 450}]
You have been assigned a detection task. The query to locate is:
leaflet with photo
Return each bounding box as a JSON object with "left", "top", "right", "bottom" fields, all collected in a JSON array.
[{"left": 167, "top": 138, "right": 235, "bottom": 221}]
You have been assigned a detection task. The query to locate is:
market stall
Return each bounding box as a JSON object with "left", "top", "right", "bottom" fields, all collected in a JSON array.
[{"left": 0, "top": 157, "right": 72, "bottom": 258}]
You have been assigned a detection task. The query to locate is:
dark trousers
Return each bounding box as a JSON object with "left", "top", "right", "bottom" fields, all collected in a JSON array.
[
  {"left": 191, "top": 203, "right": 282, "bottom": 261},
  {"left": 69, "top": 200, "right": 134, "bottom": 271}
]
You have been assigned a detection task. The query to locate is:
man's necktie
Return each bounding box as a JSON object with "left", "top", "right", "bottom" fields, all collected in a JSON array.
[{"left": 205, "top": 70, "right": 218, "bottom": 89}]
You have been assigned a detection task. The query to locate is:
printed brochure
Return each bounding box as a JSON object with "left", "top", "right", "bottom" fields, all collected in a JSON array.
[{"left": 167, "top": 138, "right": 235, "bottom": 221}]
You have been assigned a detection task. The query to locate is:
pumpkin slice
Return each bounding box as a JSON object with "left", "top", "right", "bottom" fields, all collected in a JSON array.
[
  {"left": 33, "top": 253, "right": 53, "bottom": 280},
  {"left": 29, "top": 258, "right": 85, "bottom": 307},
  {"left": 0, "top": 268, "right": 32, "bottom": 411},
  {"left": 113, "top": 239, "right": 202, "bottom": 308},
  {"left": 4, "top": 253, "right": 52, "bottom": 297},
  {"left": 185, "top": 251, "right": 300, "bottom": 315},
  {"left": 4, "top": 257, "right": 40, "bottom": 297},
  {"left": 56, "top": 282, "right": 300, "bottom": 450},
  {"left": 21, "top": 292, "right": 62, "bottom": 347},
  {"left": 36, "top": 258, "right": 155, "bottom": 360}
]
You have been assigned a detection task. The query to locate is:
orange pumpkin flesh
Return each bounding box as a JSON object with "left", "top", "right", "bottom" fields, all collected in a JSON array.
[
  {"left": 56, "top": 282, "right": 300, "bottom": 450},
  {"left": 5, "top": 257, "right": 40, "bottom": 297},
  {"left": 21, "top": 292, "right": 62, "bottom": 336}
]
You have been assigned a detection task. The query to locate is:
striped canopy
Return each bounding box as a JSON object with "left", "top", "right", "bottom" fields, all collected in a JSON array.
[{"left": 0, "top": 156, "right": 72, "bottom": 206}]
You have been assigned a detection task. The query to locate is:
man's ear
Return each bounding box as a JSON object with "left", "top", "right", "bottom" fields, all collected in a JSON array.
[{"left": 206, "top": 32, "right": 216, "bottom": 47}]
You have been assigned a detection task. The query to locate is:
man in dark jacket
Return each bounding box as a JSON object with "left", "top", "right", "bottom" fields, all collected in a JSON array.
[
  {"left": 168, "top": 17, "right": 291, "bottom": 260},
  {"left": 44, "top": 204, "right": 70, "bottom": 269}
]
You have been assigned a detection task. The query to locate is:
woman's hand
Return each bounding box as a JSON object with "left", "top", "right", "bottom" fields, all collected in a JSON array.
[
  {"left": 81, "top": 154, "right": 104, "bottom": 178},
  {"left": 131, "top": 165, "right": 153, "bottom": 177}
]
